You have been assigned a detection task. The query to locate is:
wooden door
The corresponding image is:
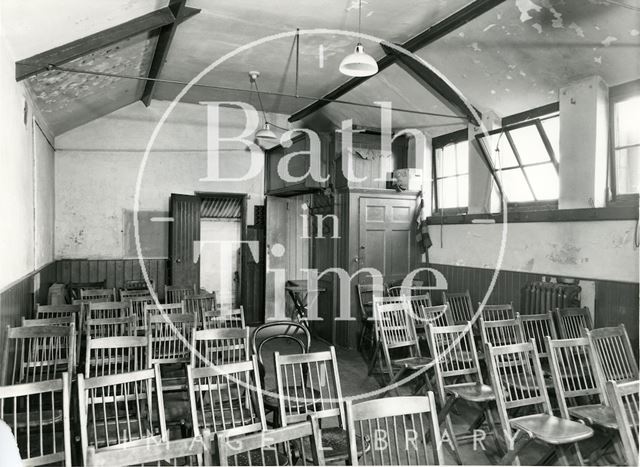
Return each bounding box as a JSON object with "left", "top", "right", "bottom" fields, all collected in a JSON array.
[
  {"left": 264, "top": 196, "right": 288, "bottom": 320},
  {"left": 358, "top": 196, "right": 416, "bottom": 285},
  {"left": 169, "top": 194, "right": 201, "bottom": 289}
]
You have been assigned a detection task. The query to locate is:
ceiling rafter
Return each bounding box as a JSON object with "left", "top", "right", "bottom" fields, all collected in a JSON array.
[
  {"left": 15, "top": 2, "right": 200, "bottom": 82},
  {"left": 288, "top": 0, "right": 507, "bottom": 123}
]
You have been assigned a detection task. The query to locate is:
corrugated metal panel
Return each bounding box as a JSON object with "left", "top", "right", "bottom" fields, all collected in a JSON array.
[{"left": 201, "top": 197, "right": 242, "bottom": 219}]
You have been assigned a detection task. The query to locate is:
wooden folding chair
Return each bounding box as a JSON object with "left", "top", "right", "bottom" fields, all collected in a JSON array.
[
  {"left": 22, "top": 315, "right": 76, "bottom": 327},
  {"left": 88, "top": 301, "right": 131, "bottom": 320},
  {"left": 0, "top": 372, "right": 71, "bottom": 466},
  {"left": 184, "top": 292, "right": 217, "bottom": 327},
  {"left": 36, "top": 304, "right": 80, "bottom": 320},
  {"left": 520, "top": 312, "right": 558, "bottom": 372},
  {"left": 119, "top": 289, "right": 153, "bottom": 301},
  {"left": 165, "top": 285, "right": 195, "bottom": 304},
  {"left": 2, "top": 324, "right": 76, "bottom": 384},
  {"left": 546, "top": 336, "right": 620, "bottom": 465},
  {"left": 356, "top": 283, "right": 384, "bottom": 359},
  {"left": 187, "top": 356, "right": 266, "bottom": 439},
  {"left": 85, "top": 315, "right": 137, "bottom": 339},
  {"left": 485, "top": 340, "right": 593, "bottom": 465},
  {"left": 215, "top": 418, "right": 325, "bottom": 466},
  {"left": 122, "top": 279, "right": 155, "bottom": 291},
  {"left": 202, "top": 306, "right": 246, "bottom": 329},
  {"left": 125, "top": 295, "right": 154, "bottom": 332},
  {"left": 144, "top": 302, "right": 187, "bottom": 317},
  {"left": 87, "top": 432, "right": 211, "bottom": 466},
  {"left": 427, "top": 323, "right": 498, "bottom": 464},
  {"left": 80, "top": 288, "right": 116, "bottom": 302},
  {"left": 480, "top": 302, "right": 515, "bottom": 321},
  {"left": 78, "top": 365, "right": 168, "bottom": 465},
  {"left": 605, "top": 379, "right": 640, "bottom": 466},
  {"left": 374, "top": 297, "right": 432, "bottom": 393},
  {"left": 443, "top": 290, "right": 475, "bottom": 324},
  {"left": 480, "top": 315, "right": 524, "bottom": 349},
  {"left": 345, "top": 394, "right": 443, "bottom": 465},
  {"left": 275, "top": 347, "right": 362, "bottom": 463},
  {"left": 190, "top": 327, "right": 250, "bottom": 367},
  {"left": 585, "top": 325, "right": 639, "bottom": 383},
  {"left": 85, "top": 335, "right": 149, "bottom": 378},
  {"left": 68, "top": 281, "right": 106, "bottom": 302},
  {"left": 554, "top": 306, "right": 593, "bottom": 339}
]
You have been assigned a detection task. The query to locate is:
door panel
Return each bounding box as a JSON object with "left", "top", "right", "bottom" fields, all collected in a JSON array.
[
  {"left": 264, "top": 196, "right": 288, "bottom": 320},
  {"left": 169, "top": 194, "right": 201, "bottom": 289}
]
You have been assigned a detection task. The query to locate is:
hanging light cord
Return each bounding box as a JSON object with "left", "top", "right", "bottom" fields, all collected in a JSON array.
[
  {"left": 295, "top": 28, "right": 300, "bottom": 97},
  {"left": 252, "top": 79, "right": 269, "bottom": 125},
  {"left": 358, "top": 0, "right": 362, "bottom": 37}
]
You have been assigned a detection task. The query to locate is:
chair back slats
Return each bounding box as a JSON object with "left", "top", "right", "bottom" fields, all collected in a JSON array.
[
  {"left": 2, "top": 325, "right": 76, "bottom": 385},
  {"left": 88, "top": 301, "right": 131, "bottom": 320},
  {"left": 345, "top": 395, "right": 443, "bottom": 466},
  {"left": 183, "top": 293, "right": 217, "bottom": 325},
  {"left": 520, "top": 312, "right": 557, "bottom": 357},
  {"left": 86, "top": 316, "right": 136, "bottom": 339},
  {"left": 22, "top": 315, "right": 76, "bottom": 327},
  {"left": 80, "top": 288, "right": 116, "bottom": 302},
  {"left": 148, "top": 314, "right": 196, "bottom": 365},
  {"left": 443, "top": 290, "right": 474, "bottom": 324},
  {"left": 78, "top": 365, "right": 168, "bottom": 465},
  {"left": 85, "top": 336, "right": 149, "bottom": 378},
  {"left": 122, "top": 279, "right": 155, "bottom": 292},
  {"left": 274, "top": 347, "right": 345, "bottom": 426},
  {"left": 87, "top": 433, "right": 210, "bottom": 466},
  {"left": 356, "top": 283, "right": 384, "bottom": 321},
  {"left": 374, "top": 299, "right": 419, "bottom": 350},
  {"left": 427, "top": 324, "right": 483, "bottom": 400},
  {"left": 555, "top": 306, "right": 593, "bottom": 339},
  {"left": 546, "top": 337, "right": 605, "bottom": 419},
  {"left": 202, "top": 306, "right": 246, "bottom": 329},
  {"left": 486, "top": 341, "right": 551, "bottom": 412},
  {"left": 415, "top": 305, "right": 451, "bottom": 330},
  {"left": 187, "top": 356, "right": 266, "bottom": 438},
  {"left": 165, "top": 285, "right": 195, "bottom": 304},
  {"left": 191, "top": 327, "right": 250, "bottom": 367},
  {"left": 605, "top": 380, "right": 640, "bottom": 467},
  {"left": 36, "top": 304, "right": 80, "bottom": 320},
  {"left": 119, "top": 289, "right": 153, "bottom": 301},
  {"left": 215, "top": 418, "right": 324, "bottom": 466},
  {"left": 0, "top": 373, "right": 71, "bottom": 466},
  {"left": 68, "top": 281, "right": 106, "bottom": 302},
  {"left": 125, "top": 295, "right": 154, "bottom": 331},
  {"left": 585, "top": 325, "right": 639, "bottom": 383},
  {"left": 144, "top": 302, "right": 187, "bottom": 316},
  {"left": 480, "top": 315, "right": 524, "bottom": 348},
  {"left": 480, "top": 303, "right": 515, "bottom": 321}
]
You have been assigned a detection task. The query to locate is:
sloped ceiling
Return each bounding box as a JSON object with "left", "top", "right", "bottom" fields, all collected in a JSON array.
[{"left": 2, "top": 0, "right": 639, "bottom": 136}]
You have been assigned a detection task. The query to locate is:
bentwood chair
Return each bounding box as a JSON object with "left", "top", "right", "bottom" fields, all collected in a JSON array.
[
  {"left": 485, "top": 340, "right": 593, "bottom": 465},
  {"left": 190, "top": 327, "right": 250, "bottom": 367},
  {"left": 345, "top": 395, "right": 443, "bottom": 466},
  {"left": 0, "top": 372, "right": 72, "bottom": 466},
  {"left": 215, "top": 418, "right": 325, "bottom": 466},
  {"left": 87, "top": 432, "right": 211, "bottom": 466},
  {"left": 427, "top": 323, "right": 498, "bottom": 464},
  {"left": 374, "top": 297, "right": 431, "bottom": 393},
  {"left": 585, "top": 325, "right": 639, "bottom": 383},
  {"left": 480, "top": 303, "right": 515, "bottom": 321},
  {"left": 443, "top": 290, "right": 475, "bottom": 325},
  {"left": 554, "top": 306, "right": 593, "bottom": 339},
  {"left": 187, "top": 356, "right": 266, "bottom": 441},
  {"left": 78, "top": 365, "right": 168, "bottom": 465},
  {"left": 85, "top": 335, "right": 149, "bottom": 378},
  {"left": 2, "top": 324, "right": 76, "bottom": 384},
  {"left": 545, "top": 336, "right": 619, "bottom": 464},
  {"left": 605, "top": 379, "right": 640, "bottom": 466},
  {"left": 165, "top": 285, "right": 195, "bottom": 304}
]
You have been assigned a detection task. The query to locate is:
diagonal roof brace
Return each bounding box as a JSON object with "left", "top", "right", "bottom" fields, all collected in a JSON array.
[{"left": 15, "top": 3, "right": 200, "bottom": 82}]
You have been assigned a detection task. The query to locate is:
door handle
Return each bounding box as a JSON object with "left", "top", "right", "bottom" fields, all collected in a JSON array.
[{"left": 176, "top": 258, "right": 182, "bottom": 263}]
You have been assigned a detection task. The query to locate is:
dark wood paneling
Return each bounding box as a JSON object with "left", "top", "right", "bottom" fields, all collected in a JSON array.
[
  {"left": 55, "top": 259, "right": 168, "bottom": 299},
  {"left": 595, "top": 280, "right": 639, "bottom": 358},
  {"left": 241, "top": 227, "right": 265, "bottom": 325}
]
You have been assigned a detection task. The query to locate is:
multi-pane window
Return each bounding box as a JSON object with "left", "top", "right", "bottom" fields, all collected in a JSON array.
[
  {"left": 478, "top": 115, "right": 560, "bottom": 204},
  {"left": 433, "top": 140, "right": 468, "bottom": 210},
  {"left": 611, "top": 96, "right": 640, "bottom": 196}
]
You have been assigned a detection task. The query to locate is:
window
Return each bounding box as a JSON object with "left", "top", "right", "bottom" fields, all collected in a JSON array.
[
  {"left": 432, "top": 139, "right": 469, "bottom": 210},
  {"left": 611, "top": 95, "right": 640, "bottom": 197},
  {"left": 478, "top": 114, "right": 560, "bottom": 205}
]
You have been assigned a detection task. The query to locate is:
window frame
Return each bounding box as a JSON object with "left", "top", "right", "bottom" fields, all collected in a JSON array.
[
  {"left": 608, "top": 82, "right": 640, "bottom": 204},
  {"left": 431, "top": 129, "right": 469, "bottom": 214}
]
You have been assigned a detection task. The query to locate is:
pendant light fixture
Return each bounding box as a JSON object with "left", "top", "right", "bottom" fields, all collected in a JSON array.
[
  {"left": 249, "top": 71, "right": 278, "bottom": 140},
  {"left": 339, "top": 0, "right": 378, "bottom": 77}
]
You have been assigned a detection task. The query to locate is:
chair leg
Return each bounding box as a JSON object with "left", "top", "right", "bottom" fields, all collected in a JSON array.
[
  {"left": 367, "top": 342, "right": 380, "bottom": 376},
  {"left": 443, "top": 415, "right": 464, "bottom": 465},
  {"left": 437, "top": 396, "right": 458, "bottom": 426},
  {"left": 499, "top": 430, "right": 530, "bottom": 466}
]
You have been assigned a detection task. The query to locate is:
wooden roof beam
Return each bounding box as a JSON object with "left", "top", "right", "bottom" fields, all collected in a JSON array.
[
  {"left": 15, "top": 3, "right": 200, "bottom": 82},
  {"left": 288, "top": 0, "right": 506, "bottom": 123}
]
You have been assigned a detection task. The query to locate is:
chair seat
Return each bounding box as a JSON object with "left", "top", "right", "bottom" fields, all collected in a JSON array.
[
  {"left": 568, "top": 404, "right": 617, "bottom": 430},
  {"left": 393, "top": 356, "right": 432, "bottom": 370},
  {"left": 510, "top": 414, "right": 594, "bottom": 445},
  {"left": 445, "top": 383, "right": 495, "bottom": 402}
]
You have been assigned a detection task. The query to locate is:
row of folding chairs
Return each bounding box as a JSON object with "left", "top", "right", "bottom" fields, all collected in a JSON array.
[{"left": 73, "top": 283, "right": 200, "bottom": 305}]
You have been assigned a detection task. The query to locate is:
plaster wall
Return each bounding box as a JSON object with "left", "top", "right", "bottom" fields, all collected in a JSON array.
[
  {"left": 55, "top": 100, "right": 286, "bottom": 259},
  {"left": 428, "top": 220, "right": 638, "bottom": 283}
]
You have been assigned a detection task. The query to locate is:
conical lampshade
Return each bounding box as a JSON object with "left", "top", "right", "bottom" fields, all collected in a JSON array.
[
  {"left": 339, "top": 43, "right": 378, "bottom": 77},
  {"left": 256, "top": 122, "right": 277, "bottom": 140}
]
